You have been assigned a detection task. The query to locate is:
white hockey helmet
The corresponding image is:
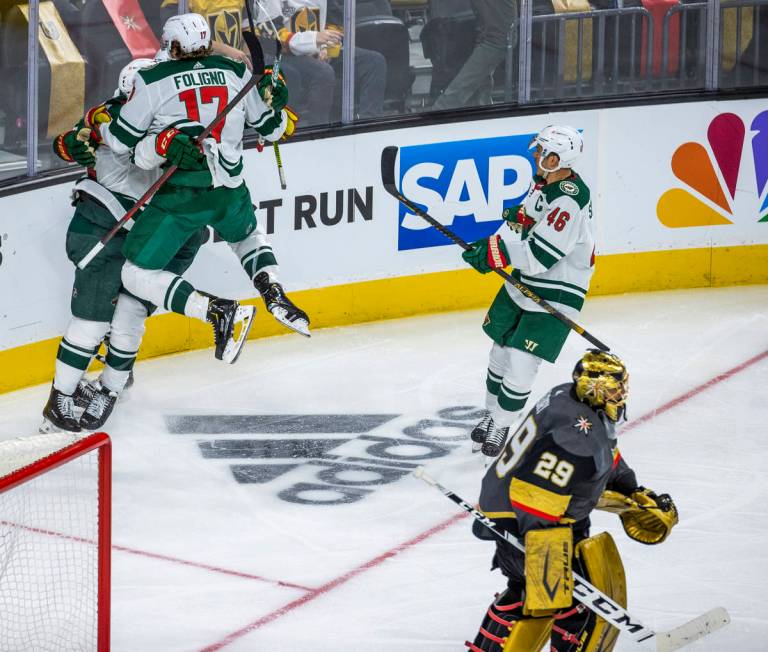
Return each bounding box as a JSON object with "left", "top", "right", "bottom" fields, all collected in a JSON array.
[
  {"left": 529, "top": 125, "right": 583, "bottom": 172},
  {"left": 117, "top": 58, "right": 155, "bottom": 96},
  {"left": 162, "top": 13, "right": 211, "bottom": 55}
]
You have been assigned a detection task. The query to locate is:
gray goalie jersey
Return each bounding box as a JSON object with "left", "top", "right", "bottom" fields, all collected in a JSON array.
[{"left": 479, "top": 383, "right": 637, "bottom": 537}]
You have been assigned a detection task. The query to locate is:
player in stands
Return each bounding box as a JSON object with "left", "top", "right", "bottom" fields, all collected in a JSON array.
[
  {"left": 462, "top": 125, "right": 595, "bottom": 458},
  {"left": 91, "top": 13, "right": 308, "bottom": 369},
  {"left": 40, "top": 58, "right": 206, "bottom": 434},
  {"left": 468, "top": 350, "right": 678, "bottom": 651}
]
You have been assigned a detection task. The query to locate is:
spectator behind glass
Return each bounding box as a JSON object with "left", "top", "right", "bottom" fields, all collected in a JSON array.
[
  {"left": 433, "top": 0, "right": 518, "bottom": 110},
  {"left": 249, "top": 0, "right": 386, "bottom": 126}
]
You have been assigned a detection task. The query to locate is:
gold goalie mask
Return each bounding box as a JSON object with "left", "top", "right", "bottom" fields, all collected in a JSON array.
[{"left": 573, "top": 350, "right": 629, "bottom": 422}]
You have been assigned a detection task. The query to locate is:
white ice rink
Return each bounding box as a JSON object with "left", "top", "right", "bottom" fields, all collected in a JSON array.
[{"left": 1, "top": 285, "right": 767, "bottom": 651}]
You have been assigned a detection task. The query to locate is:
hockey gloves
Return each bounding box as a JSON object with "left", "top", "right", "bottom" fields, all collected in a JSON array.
[
  {"left": 258, "top": 68, "right": 289, "bottom": 113},
  {"left": 503, "top": 205, "right": 535, "bottom": 234},
  {"left": 462, "top": 234, "right": 511, "bottom": 274},
  {"left": 155, "top": 128, "right": 208, "bottom": 171},
  {"left": 282, "top": 106, "right": 299, "bottom": 141},
  {"left": 53, "top": 128, "right": 96, "bottom": 167},
  {"left": 597, "top": 487, "right": 678, "bottom": 545}
]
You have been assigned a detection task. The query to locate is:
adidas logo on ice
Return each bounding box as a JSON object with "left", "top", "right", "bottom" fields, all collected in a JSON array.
[
  {"left": 166, "top": 407, "right": 481, "bottom": 506},
  {"left": 193, "top": 62, "right": 204, "bottom": 69}
]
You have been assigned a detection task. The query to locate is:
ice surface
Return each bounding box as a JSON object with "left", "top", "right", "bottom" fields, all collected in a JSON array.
[{"left": 0, "top": 285, "right": 766, "bottom": 651}]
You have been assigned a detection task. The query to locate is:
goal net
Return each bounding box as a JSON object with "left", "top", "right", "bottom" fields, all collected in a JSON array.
[{"left": 0, "top": 432, "right": 111, "bottom": 651}]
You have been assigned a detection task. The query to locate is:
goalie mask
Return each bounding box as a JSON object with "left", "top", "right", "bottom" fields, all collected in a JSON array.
[
  {"left": 529, "top": 125, "right": 583, "bottom": 173},
  {"left": 162, "top": 13, "right": 211, "bottom": 55},
  {"left": 117, "top": 58, "right": 155, "bottom": 97},
  {"left": 572, "top": 350, "right": 628, "bottom": 422}
]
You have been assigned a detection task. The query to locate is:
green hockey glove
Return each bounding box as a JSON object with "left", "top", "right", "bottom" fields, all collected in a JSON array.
[
  {"left": 461, "top": 235, "right": 511, "bottom": 274},
  {"left": 155, "top": 128, "right": 207, "bottom": 171},
  {"left": 258, "top": 68, "right": 289, "bottom": 113},
  {"left": 52, "top": 127, "right": 96, "bottom": 167}
]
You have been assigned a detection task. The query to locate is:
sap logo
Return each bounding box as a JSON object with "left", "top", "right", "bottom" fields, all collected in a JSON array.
[{"left": 397, "top": 135, "right": 536, "bottom": 251}]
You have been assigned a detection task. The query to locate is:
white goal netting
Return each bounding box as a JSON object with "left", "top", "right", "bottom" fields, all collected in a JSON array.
[{"left": 0, "top": 433, "right": 108, "bottom": 652}]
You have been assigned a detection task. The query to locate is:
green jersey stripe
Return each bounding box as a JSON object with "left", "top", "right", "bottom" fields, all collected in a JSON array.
[
  {"left": 520, "top": 274, "right": 587, "bottom": 296},
  {"left": 528, "top": 240, "right": 558, "bottom": 269},
  {"left": 532, "top": 232, "right": 566, "bottom": 259}
]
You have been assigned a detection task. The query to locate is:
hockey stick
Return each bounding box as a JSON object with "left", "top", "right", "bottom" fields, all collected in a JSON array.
[
  {"left": 76, "top": 46, "right": 266, "bottom": 270},
  {"left": 245, "top": 0, "right": 287, "bottom": 189},
  {"left": 381, "top": 146, "right": 610, "bottom": 352},
  {"left": 413, "top": 467, "right": 730, "bottom": 651}
]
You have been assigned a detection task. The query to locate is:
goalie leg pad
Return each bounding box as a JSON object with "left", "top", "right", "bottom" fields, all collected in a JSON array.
[
  {"left": 524, "top": 526, "right": 573, "bottom": 613},
  {"left": 467, "top": 588, "right": 552, "bottom": 652},
  {"left": 549, "top": 532, "right": 626, "bottom": 652}
]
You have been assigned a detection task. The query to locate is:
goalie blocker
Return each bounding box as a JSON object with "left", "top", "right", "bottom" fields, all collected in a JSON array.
[{"left": 468, "top": 350, "right": 682, "bottom": 651}]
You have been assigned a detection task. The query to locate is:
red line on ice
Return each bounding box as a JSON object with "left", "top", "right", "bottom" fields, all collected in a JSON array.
[
  {"left": 0, "top": 521, "right": 310, "bottom": 592},
  {"left": 199, "top": 348, "right": 768, "bottom": 651},
  {"left": 199, "top": 512, "right": 468, "bottom": 652}
]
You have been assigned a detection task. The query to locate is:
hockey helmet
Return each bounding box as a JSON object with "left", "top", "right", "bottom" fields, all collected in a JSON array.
[
  {"left": 572, "top": 350, "right": 628, "bottom": 422},
  {"left": 117, "top": 58, "right": 155, "bottom": 96},
  {"left": 529, "top": 125, "right": 583, "bottom": 173},
  {"left": 162, "top": 13, "right": 211, "bottom": 55}
]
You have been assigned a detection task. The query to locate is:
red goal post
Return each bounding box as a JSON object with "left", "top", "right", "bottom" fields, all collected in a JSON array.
[{"left": 0, "top": 431, "right": 112, "bottom": 651}]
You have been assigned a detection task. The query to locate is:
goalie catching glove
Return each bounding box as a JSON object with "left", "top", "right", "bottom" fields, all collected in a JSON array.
[
  {"left": 597, "top": 487, "right": 678, "bottom": 545},
  {"left": 462, "top": 234, "right": 511, "bottom": 274}
]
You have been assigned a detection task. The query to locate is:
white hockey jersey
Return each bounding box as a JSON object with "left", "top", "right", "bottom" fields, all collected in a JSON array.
[
  {"left": 499, "top": 173, "right": 595, "bottom": 315},
  {"left": 99, "top": 54, "right": 286, "bottom": 187}
]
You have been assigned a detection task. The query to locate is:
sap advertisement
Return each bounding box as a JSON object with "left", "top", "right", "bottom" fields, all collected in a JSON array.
[
  {"left": 396, "top": 134, "right": 537, "bottom": 251},
  {"left": 2, "top": 99, "right": 768, "bottom": 354}
]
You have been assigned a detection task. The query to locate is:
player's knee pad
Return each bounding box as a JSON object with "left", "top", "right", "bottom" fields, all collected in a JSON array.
[
  {"left": 487, "top": 342, "right": 510, "bottom": 379},
  {"left": 551, "top": 532, "right": 626, "bottom": 652},
  {"left": 467, "top": 588, "right": 552, "bottom": 652},
  {"left": 121, "top": 262, "right": 177, "bottom": 308},
  {"left": 109, "top": 293, "right": 148, "bottom": 351},
  {"left": 64, "top": 316, "right": 110, "bottom": 349},
  {"left": 494, "top": 347, "right": 542, "bottom": 419},
  {"left": 229, "top": 222, "right": 278, "bottom": 281}
]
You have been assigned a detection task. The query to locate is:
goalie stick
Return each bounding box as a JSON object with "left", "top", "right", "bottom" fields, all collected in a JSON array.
[
  {"left": 413, "top": 467, "right": 729, "bottom": 651},
  {"left": 380, "top": 145, "right": 610, "bottom": 352},
  {"left": 77, "top": 37, "right": 268, "bottom": 270}
]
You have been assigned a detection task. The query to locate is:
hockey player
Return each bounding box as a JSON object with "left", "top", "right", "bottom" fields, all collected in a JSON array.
[
  {"left": 467, "top": 350, "right": 679, "bottom": 651},
  {"left": 40, "top": 58, "right": 208, "bottom": 433},
  {"left": 462, "top": 125, "right": 594, "bottom": 458},
  {"left": 87, "top": 13, "right": 307, "bottom": 367}
]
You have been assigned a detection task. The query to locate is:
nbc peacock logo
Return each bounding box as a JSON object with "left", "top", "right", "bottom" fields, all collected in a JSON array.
[{"left": 657, "top": 111, "right": 768, "bottom": 227}]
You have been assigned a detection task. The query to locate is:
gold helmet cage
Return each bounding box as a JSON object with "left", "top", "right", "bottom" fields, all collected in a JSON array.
[{"left": 572, "top": 350, "right": 629, "bottom": 422}]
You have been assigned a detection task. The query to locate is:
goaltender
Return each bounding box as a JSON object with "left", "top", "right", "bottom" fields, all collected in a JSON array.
[{"left": 467, "top": 350, "right": 679, "bottom": 651}]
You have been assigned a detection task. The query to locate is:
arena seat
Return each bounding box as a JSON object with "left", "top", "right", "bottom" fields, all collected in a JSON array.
[
  {"left": 419, "top": 0, "right": 477, "bottom": 100},
  {"left": 356, "top": 0, "right": 414, "bottom": 112}
]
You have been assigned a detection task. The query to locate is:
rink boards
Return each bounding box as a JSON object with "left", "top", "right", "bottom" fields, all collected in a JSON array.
[{"left": 1, "top": 96, "right": 768, "bottom": 392}]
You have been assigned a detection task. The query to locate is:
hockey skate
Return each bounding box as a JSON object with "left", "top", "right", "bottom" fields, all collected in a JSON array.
[
  {"left": 470, "top": 412, "right": 493, "bottom": 453},
  {"left": 40, "top": 386, "right": 81, "bottom": 433},
  {"left": 207, "top": 298, "right": 255, "bottom": 364},
  {"left": 79, "top": 384, "right": 119, "bottom": 431},
  {"left": 254, "top": 272, "right": 310, "bottom": 337},
  {"left": 481, "top": 424, "right": 509, "bottom": 458},
  {"left": 73, "top": 379, "right": 98, "bottom": 412}
]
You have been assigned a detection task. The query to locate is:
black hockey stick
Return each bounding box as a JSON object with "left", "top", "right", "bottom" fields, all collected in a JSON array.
[
  {"left": 77, "top": 54, "right": 266, "bottom": 270},
  {"left": 381, "top": 146, "right": 610, "bottom": 352},
  {"left": 413, "top": 467, "right": 730, "bottom": 651},
  {"left": 244, "top": 0, "right": 287, "bottom": 189}
]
